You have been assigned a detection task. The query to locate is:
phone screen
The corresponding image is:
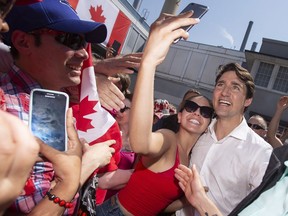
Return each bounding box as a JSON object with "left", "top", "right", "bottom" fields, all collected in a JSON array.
[
  {"left": 29, "top": 89, "right": 69, "bottom": 151},
  {"left": 174, "top": 3, "right": 209, "bottom": 43}
]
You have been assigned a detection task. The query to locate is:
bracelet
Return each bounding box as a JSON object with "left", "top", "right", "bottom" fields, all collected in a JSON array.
[{"left": 46, "top": 190, "right": 73, "bottom": 208}]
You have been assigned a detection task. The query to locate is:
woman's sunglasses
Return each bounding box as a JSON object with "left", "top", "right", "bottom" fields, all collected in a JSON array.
[
  {"left": 248, "top": 123, "right": 265, "bottom": 130},
  {"left": 29, "top": 29, "right": 87, "bottom": 51},
  {"left": 182, "top": 100, "right": 214, "bottom": 119}
]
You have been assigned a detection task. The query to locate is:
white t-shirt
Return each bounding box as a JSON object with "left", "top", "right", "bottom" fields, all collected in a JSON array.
[{"left": 176, "top": 118, "right": 273, "bottom": 216}]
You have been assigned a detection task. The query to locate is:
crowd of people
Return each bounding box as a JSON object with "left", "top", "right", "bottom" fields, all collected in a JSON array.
[{"left": 0, "top": 0, "right": 287, "bottom": 216}]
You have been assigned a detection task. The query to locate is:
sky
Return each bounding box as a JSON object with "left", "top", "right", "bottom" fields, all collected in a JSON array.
[{"left": 127, "top": 0, "right": 288, "bottom": 51}]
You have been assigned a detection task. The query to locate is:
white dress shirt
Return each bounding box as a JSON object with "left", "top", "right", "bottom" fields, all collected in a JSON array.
[{"left": 176, "top": 118, "right": 272, "bottom": 216}]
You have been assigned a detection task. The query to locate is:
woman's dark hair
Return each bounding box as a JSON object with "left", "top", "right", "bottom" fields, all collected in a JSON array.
[{"left": 115, "top": 73, "right": 131, "bottom": 95}]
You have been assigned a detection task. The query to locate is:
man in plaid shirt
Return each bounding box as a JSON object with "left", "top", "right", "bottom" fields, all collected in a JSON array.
[{"left": 0, "top": 0, "right": 108, "bottom": 215}]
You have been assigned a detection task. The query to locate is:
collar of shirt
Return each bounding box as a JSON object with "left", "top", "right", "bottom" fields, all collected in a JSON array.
[
  {"left": 1, "top": 64, "right": 41, "bottom": 94},
  {"left": 208, "top": 117, "right": 250, "bottom": 142}
]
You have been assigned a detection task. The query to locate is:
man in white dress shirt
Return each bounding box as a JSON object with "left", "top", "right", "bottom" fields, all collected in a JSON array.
[{"left": 177, "top": 63, "right": 273, "bottom": 216}]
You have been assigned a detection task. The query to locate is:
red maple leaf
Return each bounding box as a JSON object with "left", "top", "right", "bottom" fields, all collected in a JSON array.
[
  {"left": 77, "top": 96, "right": 98, "bottom": 132},
  {"left": 90, "top": 5, "right": 106, "bottom": 23}
]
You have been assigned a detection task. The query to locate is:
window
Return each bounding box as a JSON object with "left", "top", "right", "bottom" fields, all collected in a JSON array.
[
  {"left": 122, "top": 27, "right": 146, "bottom": 54},
  {"left": 254, "top": 62, "right": 274, "bottom": 88},
  {"left": 273, "top": 66, "right": 288, "bottom": 92}
]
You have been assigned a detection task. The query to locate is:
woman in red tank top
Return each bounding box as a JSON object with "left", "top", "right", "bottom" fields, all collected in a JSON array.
[{"left": 96, "top": 11, "right": 213, "bottom": 216}]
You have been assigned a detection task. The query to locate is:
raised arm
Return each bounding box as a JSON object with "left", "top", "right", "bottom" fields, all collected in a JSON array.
[
  {"left": 129, "top": 12, "right": 198, "bottom": 155},
  {"left": 267, "top": 96, "right": 288, "bottom": 148}
]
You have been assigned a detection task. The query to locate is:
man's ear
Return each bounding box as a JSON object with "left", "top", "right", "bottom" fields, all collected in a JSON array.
[
  {"left": 244, "top": 98, "right": 253, "bottom": 108},
  {"left": 11, "top": 30, "right": 33, "bottom": 55}
]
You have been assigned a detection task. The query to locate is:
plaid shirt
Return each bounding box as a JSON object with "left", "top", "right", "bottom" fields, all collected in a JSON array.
[{"left": 0, "top": 65, "right": 75, "bottom": 215}]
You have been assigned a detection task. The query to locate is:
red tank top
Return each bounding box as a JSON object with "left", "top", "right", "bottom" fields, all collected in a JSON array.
[{"left": 118, "top": 149, "right": 183, "bottom": 216}]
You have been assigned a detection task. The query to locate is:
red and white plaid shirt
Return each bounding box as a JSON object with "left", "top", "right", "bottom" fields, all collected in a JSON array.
[{"left": 0, "top": 65, "right": 75, "bottom": 215}]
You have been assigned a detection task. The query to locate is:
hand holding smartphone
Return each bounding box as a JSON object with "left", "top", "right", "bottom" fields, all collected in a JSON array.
[
  {"left": 29, "top": 89, "right": 69, "bottom": 151},
  {"left": 111, "top": 40, "right": 121, "bottom": 57},
  {"left": 174, "top": 3, "right": 209, "bottom": 43}
]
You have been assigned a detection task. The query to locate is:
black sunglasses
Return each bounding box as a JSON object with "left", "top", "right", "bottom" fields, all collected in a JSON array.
[
  {"left": 0, "top": 0, "right": 15, "bottom": 19},
  {"left": 248, "top": 123, "right": 265, "bottom": 130},
  {"left": 29, "top": 29, "right": 87, "bottom": 51},
  {"left": 120, "top": 106, "right": 130, "bottom": 113},
  {"left": 182, "top": 100, "right": 214, "bottom": 119}
]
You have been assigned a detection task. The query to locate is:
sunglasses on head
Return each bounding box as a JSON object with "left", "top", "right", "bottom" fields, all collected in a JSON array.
[
  {"left": 120, "top": 106, "right": 130, "bottom": 113},
  {"left": 0, "top": 0, "right": 15, "bottom": 19},
  {"left": 248, "top": 123, "right": 265, "bottom": 130},
  {"left": 182, "top": 100, "right": 214, "bottom": 119},
  {"left": 29, "top": 29, "right": 87, "bottom": 51}
]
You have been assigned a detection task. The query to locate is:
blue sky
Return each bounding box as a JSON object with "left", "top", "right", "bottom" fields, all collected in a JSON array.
[{"left": 128, "top": 0, "right": 288, "bottom": 51}]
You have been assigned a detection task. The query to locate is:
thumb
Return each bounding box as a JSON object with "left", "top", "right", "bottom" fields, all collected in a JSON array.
[{"left": 109, "top": 77, "right": 121, "bottom": 84}]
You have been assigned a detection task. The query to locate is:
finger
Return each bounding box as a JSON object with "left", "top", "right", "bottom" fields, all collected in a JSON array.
[
  {"left": 191, "top": 164, "right": 200, "bottom": 180},
  {"left": 123, "top": 52, "right": 143, "bottom": 59},
  {"left": 80, "top": 138, "right": 88, "bottom": 145},
  {"left": 175, "top": 168, "right": 189, "bottom": 184},
  {"left": 156, "top": 12, "right": 176, "bottom": 22},
  {"left": 178, "top": 181, "right": 186, "bottom": 192},
  {"left": 178, "top": 164, "right": 193, "bottom": 176},
  {"left": 66, "top": 108, "right": 78, "bottom": 141},
  {"left": 38, "top": 138, "right": 61, "bottom": 163},
  {"left": 109, "top": 77, "right": 121, "bottom": 83},
  {"left": 103, "top": 139, "right": 116, "bottom": 146},
  {"left": 66, "top": 108, "right": 82, "bottom": 155},
  {"left": 102, "top": 85, "right": 125, "bottom": 111},
  {"left": 165, "top": 12, "right": 199, "bottom": 34}
]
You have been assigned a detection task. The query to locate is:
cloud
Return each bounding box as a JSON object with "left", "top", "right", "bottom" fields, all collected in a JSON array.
[{"left": 220, "top": 27, "right": 234, "bottom": 47}]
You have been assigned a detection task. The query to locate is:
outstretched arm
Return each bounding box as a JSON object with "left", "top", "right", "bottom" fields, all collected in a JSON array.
[
  {"left": 267, "top": 96, "right": 288, "bottom": 148},
  {"left": 93, "top": 52, "right": 142, "bottom": 77},
  {"left": 129, "top": 12, "right": 198, "bottom": 156}
]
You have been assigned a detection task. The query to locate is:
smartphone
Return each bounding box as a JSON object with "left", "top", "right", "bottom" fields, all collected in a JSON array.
[
  {"left": 174, "top": 3, "right": 209, "bottom": 43},
  {"left": 111, "top": 40, "right": 121, "bottom": 56},
  {"left": 29, "top": 89, "right": 69, "bottom": 151}
]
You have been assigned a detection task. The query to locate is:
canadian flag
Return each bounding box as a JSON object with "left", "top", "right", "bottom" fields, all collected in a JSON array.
[
  {"left": 69, "top": 0, "right": 131, "bottom": 50},
  {"left": 70, "top": 44, "right": 122, "bottom": 205}
]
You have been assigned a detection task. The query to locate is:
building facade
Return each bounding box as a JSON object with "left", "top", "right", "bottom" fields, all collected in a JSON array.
[{"left": 112, "top": 0, "right": 288, "bottom": 134}]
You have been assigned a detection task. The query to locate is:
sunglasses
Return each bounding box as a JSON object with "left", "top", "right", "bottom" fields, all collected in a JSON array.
[
  {"left": 182, "top": 100, "right": 214, "bottom": 119},
  {"left": 120, "top": 106, "right": 130, "bottom": 113},
  {"left": 0, "top": 0, "right": 15, "bottom": 19},
  {"left": 29, "top": 29, "right": 87, "bottom": 50},
  {"left": 248, "top": 123, "right": 265, "bottom": 130}
]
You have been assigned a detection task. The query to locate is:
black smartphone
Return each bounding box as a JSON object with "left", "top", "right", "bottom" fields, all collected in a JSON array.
[
  {"left": 111, "top": 40, "right": 121, "bottom": 56},
  {"left": 174, "top": 3, "right": 209, "bottom": 43},
  {"left": 29, "top": 89, "right": 69, "bottom": 151}
]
